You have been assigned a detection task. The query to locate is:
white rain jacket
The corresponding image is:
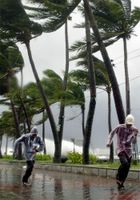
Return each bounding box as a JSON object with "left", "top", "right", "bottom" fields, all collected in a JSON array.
[{"left": 14, "top": 132, "right": 44, "bottom": 161}]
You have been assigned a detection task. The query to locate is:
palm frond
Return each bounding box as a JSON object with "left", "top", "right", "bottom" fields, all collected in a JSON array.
[{"left": 26, "top": 0, "right": 81, "bottom": 32}]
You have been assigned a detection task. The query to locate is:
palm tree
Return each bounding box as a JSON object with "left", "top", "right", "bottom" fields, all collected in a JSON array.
[
  {"left": 0, "top": 0, "right": 62, "bottom": 162},
  {"left": 24, "top": 0, "right": 81, "bottom": 159},
  {"left": 83, "top": 0, "right": 125, "bottom": 123},
  {"left": 0, "top": 40, "right": 24, "bottom": 95},
  {"left": 25, "top": 0, "right": 80, "bottom": 32},
  {"left": 23, "top": 82, "right": 48, "bottom": 154},
  {"left": 0, "top": 135, "right": 2, "bottom": 158},
  {"left": 30, "top": 0, "right": 124, "bottom": 162},
  {"left": 0, "top": 0, "right": 125, "bottom": 161},
  {"left": 88, "top": 0, "right": 140, "bottom": 160},
  {"left": 41, "top": 69, "right": 85, "bottom": 133},
  {"left": 81, "top": 3, "right": 96, "bottom": 164},
  {"left": 24, "top": 0, "right": 123, "bottom": 162},
  {"left": 42, "top": 110, "right": 47, "bottom": 154},
  {"left": 0, "top": 79, "right": 49, "bottom": 157},
  {"left": 0, "top": 39, "right": 25, "bottom": 158},
  {"left": 24, "top": 70, "right": 84, "bottom": 157},
  {"left": 69, "top": 0, "right": 125, "bottom": 124},
  {"left": 24, "top": 0, "right": 82, "bottom": 162},
  {"left": 0, "top": 39, "right": 32, "bottom": 132},
  {"left": 90, "top": 0, "right": 140, "bottom": 115},
  {"left": 0, "top": 110, "right": 19, "bottom": 156},
  {"left": 25, "top": 0, "right": 124, "bottom": 162},
  {"left": 69, "top": 56, "right": 114, "bottom": 162},
  {"left": 94, "top": 58, "right": 114, "bottom": 162},
  {"left": 57, "top": 19, "right": 70, "bottom": 154}
]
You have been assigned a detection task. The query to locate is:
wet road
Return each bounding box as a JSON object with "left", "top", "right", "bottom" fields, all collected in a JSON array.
[{"left": 0, "top": 164, "right": 140, "bottom": 200}]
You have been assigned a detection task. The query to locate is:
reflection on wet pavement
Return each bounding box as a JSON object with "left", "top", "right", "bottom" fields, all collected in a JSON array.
[{"left": 0, "top": 164, "right": 140, "bottom": 200}]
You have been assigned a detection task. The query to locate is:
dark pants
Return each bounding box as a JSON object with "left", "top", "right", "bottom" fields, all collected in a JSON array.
[
  {"left": 22, "top": 160, "right": 35, "bottom": 183},
  {"left": 116, "top": 152, "right": 131, "bottom": 184}
]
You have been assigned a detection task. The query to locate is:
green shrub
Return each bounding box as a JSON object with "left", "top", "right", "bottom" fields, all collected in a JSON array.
[
  {"left": 67, "top": 152, "right": 97, "bottom": 164},
  {"left": 132, "top": 159, "right": 138, "bottom": 165},
  {"left": 67, "top": 152, "right": 82, "bottom": 164},
  {"left": 2, "top": 155, "right": 13, "bottom": 160},
  {"left": 89, "top": 154, "right": 97, "bottom": 164},
  {"left": 36, "top": 154, "right": 52, "bottom": 161}
]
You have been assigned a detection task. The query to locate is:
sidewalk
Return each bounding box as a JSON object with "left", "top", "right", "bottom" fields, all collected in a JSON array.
[{"left": 0, "top": 164, "right": 140, "bottom": 200}]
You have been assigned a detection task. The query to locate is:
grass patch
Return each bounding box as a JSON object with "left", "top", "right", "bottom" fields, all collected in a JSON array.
[{"left": 0, "top": 154, "right": 140, "bottom": 170}]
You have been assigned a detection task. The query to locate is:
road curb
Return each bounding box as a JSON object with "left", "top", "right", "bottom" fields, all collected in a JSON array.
[{"left": 0, "top": 161, "right": 140, "bottom": 180}]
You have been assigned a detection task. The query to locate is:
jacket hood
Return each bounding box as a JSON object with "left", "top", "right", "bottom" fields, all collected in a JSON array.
[
  {"left": 30, "top": 126, "right": 38, "bottom": 135},
  {"left": 125, "top": 114, "right": 134, "bottom": 125}
]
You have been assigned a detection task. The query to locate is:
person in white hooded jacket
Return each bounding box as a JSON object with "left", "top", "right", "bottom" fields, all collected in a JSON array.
[
  {"left": 106, "top": 114, "right": 138, "bottom": 190},
  {"left": 13, "top": 126, "right": 44, "bottom": 186}
]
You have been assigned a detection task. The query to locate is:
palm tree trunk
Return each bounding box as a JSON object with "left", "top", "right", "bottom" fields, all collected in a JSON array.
[
  {"left": 18, "top": 95, "right": 31, "bottom": 132},
  {"left": 123, "top": 37, "right": 130, "bottom": 115},
  {"left": 0, "top": 135, "right": 3, "bottom": 158},
  {"left": 5, "top": 135, "right": 8, "bottom": 156},
  {"left": 20, "top": 67, "right": 24, "bottom": 93},
  {"left": 58, "top": 20, "right": 70, "bottom": 158},
  {"left": 83, "top": 98, "right": 96, "bottom": 164},
  {"left": 19, "top": 66, "right": 31, "bottom": 132},
  {"left": 81, "top": 104, "right": 85, "bottom": 137},
  {"left": 83, "top": 4, "right": 96, "bottom": 164},
  {"left": 42, "top": 110, "right": 47, "bottom": 154},
  {"left": 107, "top": 87, "right": 114, "bottom": 162},
  {"left": 10, "top": 99, "right": 22, "bottom": 159},
  {"left": 83, "top": 0, "right": 125, "bottom": 124},
  {"left": 25, "top": 41, "right": 60, "bottom": 163}
]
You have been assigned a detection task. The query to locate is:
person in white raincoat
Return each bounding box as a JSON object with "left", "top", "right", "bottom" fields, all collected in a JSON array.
[
  {"left": 106, "top": 114, "right": 138, "bottom": 190},
  {"left": 13, "top": 126, "right": 44, "bottom": 186}
]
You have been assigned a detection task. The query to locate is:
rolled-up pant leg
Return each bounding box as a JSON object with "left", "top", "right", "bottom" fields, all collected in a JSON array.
[
  {"left": 116, "top": 152, "right": 131, "bottom": 184},
  {"left": 22, "top": 160, "right": 35, "bottom": 183}
]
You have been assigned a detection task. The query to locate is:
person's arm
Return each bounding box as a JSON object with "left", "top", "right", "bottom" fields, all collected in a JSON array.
[
  {"left": 106, "top": 126, "right": 118, "bottom": 147},
  {"left": 134, "top": 128, "right": 139, "bottom": 136},
  {"left": 132, "top": 128, "right": 139, "bottom": 144},
  {"left": 35, "top": 137, "right": 44, "bottom": 152}
]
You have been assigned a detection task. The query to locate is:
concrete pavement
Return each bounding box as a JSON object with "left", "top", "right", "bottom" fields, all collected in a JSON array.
[{"left": 0, "top": 164, "right": 140, "bottom": 200}]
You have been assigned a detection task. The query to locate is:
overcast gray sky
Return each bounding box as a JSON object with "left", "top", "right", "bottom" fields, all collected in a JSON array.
[{"left": 16, "top": 0, "right": 140, "bottom": 151}]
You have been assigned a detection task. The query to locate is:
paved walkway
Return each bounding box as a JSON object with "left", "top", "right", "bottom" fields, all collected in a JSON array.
[{"left": 0, "top": 164, "right": 140, "bottom": 200}]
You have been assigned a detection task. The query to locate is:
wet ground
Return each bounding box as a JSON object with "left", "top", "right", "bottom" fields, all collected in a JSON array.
[{"left": 0, "top": 164, "right": 140, "bottom": 200}]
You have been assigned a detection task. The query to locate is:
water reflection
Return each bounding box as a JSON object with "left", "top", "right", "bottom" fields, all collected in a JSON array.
[
  {"left": 82, "top": 180, "right": 91, "bottom": 200},
  {"left": 109, "top": 187, "right": 117, "bottom": 200},
  {"left": 0, "top": 164, "right": 140, "bottom": 200},
  {"left": 54, "top": 178, "right": 64, "bottom": 200},
  {"left": 116, "top": 190, "right": 140, "bottom": 200}
]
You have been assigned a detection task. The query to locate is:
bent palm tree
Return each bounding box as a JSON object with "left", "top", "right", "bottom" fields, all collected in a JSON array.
[
  {"left": 24, "top": 0, "right": 81, "bottom": 160},
  {"left": 69, "top": 56, "right": 114, "bottom": 162},
  {"left": 90, "top": 0, "right": 140, "bottom": 115},
  {"left": 0, "top": 0, "right": 61, "bottom": 162},
  {"left": 25, "top": 0, "right": 81, "bottom": 32},
  {"left": 0, "top": 40, "right": 24, "bottom": 95},
  {"left": 83, "top": 0, "right": 125, "bottom": 124},
  {"left": 42, "top": 69, "right": 85, "bottom": 147}
]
